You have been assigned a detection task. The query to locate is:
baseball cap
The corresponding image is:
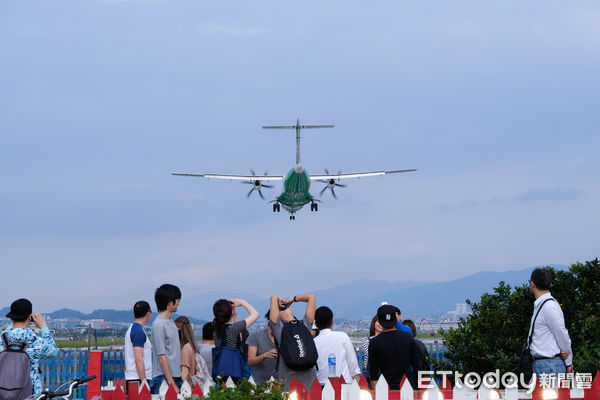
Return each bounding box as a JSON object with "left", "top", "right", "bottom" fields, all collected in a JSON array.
[
  {"left": 6, "top": 298, "right": 32, "bottom": 320},
  {"left": 377, "top": 304, "right": 398, "bottom": 328}
]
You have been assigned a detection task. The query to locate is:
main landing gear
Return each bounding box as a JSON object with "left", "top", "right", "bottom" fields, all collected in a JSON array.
[
  {"left": 310, "top": 202, "right": 318, "bottom": 212},
  {"left": 272, "top": 203, "right": 281, "bottom": 212},
  {"left": 289, "top": 215, "right": 296, "bottom": 220}
]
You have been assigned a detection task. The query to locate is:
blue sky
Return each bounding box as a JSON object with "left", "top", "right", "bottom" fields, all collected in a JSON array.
[{"left": 1, "top": 0, "right": 598, "bottom": 312}]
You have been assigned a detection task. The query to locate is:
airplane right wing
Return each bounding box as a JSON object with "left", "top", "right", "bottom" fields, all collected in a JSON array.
[{"left": 309, "top": 169, "right": 417, "bottom": 180}]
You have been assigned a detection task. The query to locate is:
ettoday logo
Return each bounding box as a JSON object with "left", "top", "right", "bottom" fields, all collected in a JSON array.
[{"left": 418, "top": 371, "right": 593, "bottom": 394}]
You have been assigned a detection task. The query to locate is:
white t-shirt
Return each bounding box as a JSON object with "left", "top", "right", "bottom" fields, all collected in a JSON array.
[
  {"left": 124, "top": 323, "right": 152, "bottom": 380},
  {"left": 314, "top": 329, "right": 361, "bottom": 385}
]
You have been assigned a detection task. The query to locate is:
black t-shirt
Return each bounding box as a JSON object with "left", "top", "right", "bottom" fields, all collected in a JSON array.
[{"left": 368, "top": 329, "right": 419, "bottom": 390}]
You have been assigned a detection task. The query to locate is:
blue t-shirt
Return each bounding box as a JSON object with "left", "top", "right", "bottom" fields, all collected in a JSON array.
[
  {"left": 130, "top": 322, "right": 147, "bottom": 347},
  {"left": 395, "top": 322, "right": 413, "bottom": 336}
]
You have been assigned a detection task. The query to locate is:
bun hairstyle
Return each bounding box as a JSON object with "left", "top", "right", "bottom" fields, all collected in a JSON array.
[{"left": 212, "top": 299, "right": 233, "bottom": 336}]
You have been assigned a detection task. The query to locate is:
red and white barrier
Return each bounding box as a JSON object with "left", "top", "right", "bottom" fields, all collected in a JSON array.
[{"left": 100, "top": 371, "right": 600, "bottom": 400}]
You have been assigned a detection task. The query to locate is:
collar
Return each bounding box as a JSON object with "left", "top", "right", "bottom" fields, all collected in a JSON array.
[{"left": 534, "top": 292, "right": 553, "bottom": 307}]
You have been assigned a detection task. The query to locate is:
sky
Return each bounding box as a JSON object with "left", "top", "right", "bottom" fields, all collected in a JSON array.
[{"left": 1, "top": 0, "right": 598, "bottom": 313}]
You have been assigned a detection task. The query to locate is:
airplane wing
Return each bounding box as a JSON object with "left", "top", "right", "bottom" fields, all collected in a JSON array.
[
  {"left": 171, "top": 172, "right": 284, "bottom": 181},
  {"left": 309, "top": 169, "right": 417, "bottom": 180}
]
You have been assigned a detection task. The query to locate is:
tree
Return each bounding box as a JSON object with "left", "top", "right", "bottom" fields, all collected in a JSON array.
[{"left": 438, "top": 258, "right": 600, "bottom": 375}]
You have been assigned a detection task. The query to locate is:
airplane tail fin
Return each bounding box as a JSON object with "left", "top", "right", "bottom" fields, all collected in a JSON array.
[{"left": 262, "top": 120, "right": 334, "bottom": 164}]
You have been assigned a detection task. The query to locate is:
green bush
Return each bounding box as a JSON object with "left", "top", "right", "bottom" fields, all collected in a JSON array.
[
  {"left": 436, "top": 258, "right": 600, "bottom": 376},
  {"left": 196, "top": 380, "right": 288, "bottom": 400}
]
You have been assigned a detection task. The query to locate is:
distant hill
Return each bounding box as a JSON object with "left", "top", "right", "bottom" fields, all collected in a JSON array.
[
  {"left": 48, "top": 308, "right": 206, "bottom": 325},
  {"left": 2, "top": 265, "right": 568, "bottom": 322},
  {"left": 178, "top": 265, "right": 568, "bottom": 320}
]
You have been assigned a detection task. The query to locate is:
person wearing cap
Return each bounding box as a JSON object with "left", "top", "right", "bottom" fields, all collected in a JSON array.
[
  {"left": 0, "top": 298, "right": 58, "bottom": 397},
  {"left": 368, "top": 304, "right": 419, "bottom": 390}
]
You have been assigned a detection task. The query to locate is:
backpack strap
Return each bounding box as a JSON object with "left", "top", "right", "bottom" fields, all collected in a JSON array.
[
  {"left": 2, "top": 332, "right": 28, "bottom": 352},
  {"left": 527, "top": 298, "right": 556, "bottom": 349},
  {"left": 1, "top": 332, "right": 9, "bottom": 349}
]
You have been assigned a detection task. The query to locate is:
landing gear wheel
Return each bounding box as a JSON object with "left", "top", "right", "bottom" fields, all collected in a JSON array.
[
  {"left": 273, "top": 204, "right": 278, "bottom": 212},
  {"left": 314, "top": 203, "right": 318, "bottom": 211},
  {"left": 277, "top": 204, "right": 281, "bottom": 212}
]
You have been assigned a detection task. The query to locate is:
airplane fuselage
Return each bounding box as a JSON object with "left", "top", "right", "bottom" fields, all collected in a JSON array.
[{"left": 277, "top": 163, "right": 313, "bottom": 213}]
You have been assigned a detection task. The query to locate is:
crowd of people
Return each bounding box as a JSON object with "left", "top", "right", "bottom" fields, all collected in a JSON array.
[{"left": 0, "top": 268, "right": 574, "bottom": 398}]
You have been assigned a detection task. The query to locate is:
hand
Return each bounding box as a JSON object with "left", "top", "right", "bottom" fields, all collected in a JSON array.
[
  {"left": 566, "top": 365, "right": 574, "bottom": 373},
  {"left": 31, "top": 314, "right": 46, "bottom": 329},
  {"left": 559, "top": 351, "right": 570, "bottom": 360},
  {"left": 285, "top": 297, "right": 295, "bottom": 306},
  {"left": 264, "top": 349, "right": 278, "bottom": 359},
  {"left": 277, "top": 297, "right": 287, "bottom": 309},
  {"left": 228, "top": 299, "right": 244, "bottom": 307}
]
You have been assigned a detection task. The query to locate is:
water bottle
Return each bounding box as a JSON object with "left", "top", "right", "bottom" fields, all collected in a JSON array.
[{"left": 328, "top": 352, "right": 336, "bottom": 377}]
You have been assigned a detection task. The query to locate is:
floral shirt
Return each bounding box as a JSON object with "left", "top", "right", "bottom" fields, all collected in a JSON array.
[{"left": 0, "top": 326, "right": 58, "bottom": 396}]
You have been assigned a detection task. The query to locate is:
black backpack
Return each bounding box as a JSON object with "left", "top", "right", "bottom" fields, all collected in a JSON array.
[
  {"left": 0, "top": 333, "right": 32, "bottom": 400},
  {"left": 276, "top": 320, "right": 318, "bottom": 371}
]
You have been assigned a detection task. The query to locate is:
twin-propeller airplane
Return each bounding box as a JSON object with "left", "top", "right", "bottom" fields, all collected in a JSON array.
[{"left": 172, "top": 120, "right": 417, "bottom": 220}]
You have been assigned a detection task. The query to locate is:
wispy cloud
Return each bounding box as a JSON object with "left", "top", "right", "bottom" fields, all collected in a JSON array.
[
  {"left": 196, "top": 24, "right": 267, "bottom": 37},
  {"left": 512, "top": 188, "right": 584, "bottom": 204},
  {"left": 438, "top": 188, "right": 584, "bottom": 210}
]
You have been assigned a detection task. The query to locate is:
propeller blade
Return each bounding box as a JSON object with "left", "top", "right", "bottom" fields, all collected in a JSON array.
[
  {"left": 264, "top": 171, "right": 268, "bottom": 176},
  {"left": 320, "top": 186, "right": 327, "bottom": 196},
  {"left": 246, "top": 188, "right": 254, "bottom": 198},
  {"left": 331, "top": 188, "right": 337, "bottom": 199},
  {"left": 335, "top": 183, "right": 347, "bottom": 187},
  {"left": 242, "top": 181, "right": 253, "bottom": 185},
  {"left": 324, "top": 168, "right": 330, "bottom": 175},
  {"left": 258, "top": 189, "right": 265, "bottom": 200},
  {"left": 262, "top": 184, "right": 274, "bottom": 188},
  {"left": 317, "top": 180, "right": 328, "bottom": 184},
  {"left": 250, "top": 169, "right": 256, "bottom": 176}
]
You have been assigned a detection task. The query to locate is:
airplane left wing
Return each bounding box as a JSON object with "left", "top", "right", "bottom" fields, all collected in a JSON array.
[
  {"left": 171, "top": 173, "right": 284, "bottom": 181},
  {"left": 309, "top": 169, "right": 417, "bottom": 180}
]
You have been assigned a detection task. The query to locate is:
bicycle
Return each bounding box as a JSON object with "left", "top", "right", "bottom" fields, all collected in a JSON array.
[{"left": 30, "top": 375, "right": 96, "bottom": 400}]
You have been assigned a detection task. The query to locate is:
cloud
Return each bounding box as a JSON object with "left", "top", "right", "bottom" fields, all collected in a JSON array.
[
  {"left": 512, "top": 188, "right": 584, "bottom": 204},
  {"left": 439, "top": 188, "right": 584, "bottom": 210},
  {"left": 196, "top": 24, "right": 267, "bottom": 37}
]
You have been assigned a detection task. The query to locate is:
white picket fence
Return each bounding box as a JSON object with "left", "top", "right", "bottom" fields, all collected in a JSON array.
[{"left": 117, "top": 374, "right": 590, "bottom": 400}]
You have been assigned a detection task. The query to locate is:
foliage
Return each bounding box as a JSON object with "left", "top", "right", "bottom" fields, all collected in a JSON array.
[
  {"left": 436, "top": 258, "right": 600, "bottom": 376},
  {"left": 200, "top": 379, "right": 288, "bottom": 400}
]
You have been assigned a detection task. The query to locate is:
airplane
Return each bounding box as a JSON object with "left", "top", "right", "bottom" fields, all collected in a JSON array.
[{"left": 172, "top": 120, "right": 417, "bottom": 220}]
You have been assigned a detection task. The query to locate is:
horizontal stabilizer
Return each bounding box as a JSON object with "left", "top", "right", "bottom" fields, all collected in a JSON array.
[{"left": 262, "top": 125, "right": 334, "bottom": 130}]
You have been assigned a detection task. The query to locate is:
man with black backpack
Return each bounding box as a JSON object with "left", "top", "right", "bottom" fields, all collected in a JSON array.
[
  {"left": 268, "top": 293, "right": 318, "bottom": 391},
  {"left": 0, "top": 298, "right": 58, "bottom": 400}
]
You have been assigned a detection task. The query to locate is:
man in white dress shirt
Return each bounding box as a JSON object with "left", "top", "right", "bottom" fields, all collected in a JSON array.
[
  {"left": 313, "top": 306, "right": 361, "bottom": 385},
  {"left": 528, "top": 268, "right": 573, "bottom": 375}
]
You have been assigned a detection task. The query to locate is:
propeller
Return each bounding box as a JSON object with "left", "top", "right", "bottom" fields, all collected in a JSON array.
[
  {"left": 243, "top": 170, "right": 273, "bottom": 200},
  {"left": 318, "top": 169, "right": 346, "bottom": 199}
]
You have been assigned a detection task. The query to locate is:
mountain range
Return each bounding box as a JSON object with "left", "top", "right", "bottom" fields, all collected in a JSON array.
[
  {"left": 1, "top": 265, "right": 567, "bottom": 322},
  {"left": 177, "top": 264, "right": 568, "bottom": 320}
]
